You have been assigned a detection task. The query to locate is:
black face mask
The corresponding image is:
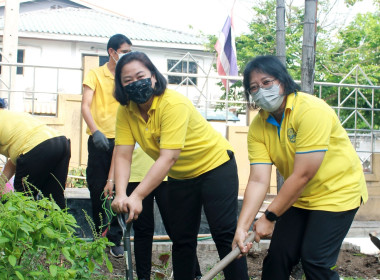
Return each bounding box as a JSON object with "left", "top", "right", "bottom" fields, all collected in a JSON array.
[{"left": 123, "top": 78, "right": 154, "bottom": 104}]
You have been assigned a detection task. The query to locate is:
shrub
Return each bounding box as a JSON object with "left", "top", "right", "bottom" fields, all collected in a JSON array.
[{"left": 0, "top": 185, "right": 113, "bottom": 280}]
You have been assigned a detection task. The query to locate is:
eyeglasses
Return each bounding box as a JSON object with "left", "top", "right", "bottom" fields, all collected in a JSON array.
[{"left": 248, "top": 79, "right": 277, "bottom": 95}]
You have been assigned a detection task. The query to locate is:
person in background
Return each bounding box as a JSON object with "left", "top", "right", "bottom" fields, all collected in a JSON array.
[
  {"left": 105, "top": 144, "right": 203, "bottom": 280},
  {"left": 111, "top": 51, "right": 249, "bottom": 280},
  {"left": 233, "top": 55, "right": 368, "bottom": 280},
  {"left": 0, "top": 98, "right": 71, "bottom": 209},
  {"left": 81, "top": 33, "right": 132, "bottom": 258}
]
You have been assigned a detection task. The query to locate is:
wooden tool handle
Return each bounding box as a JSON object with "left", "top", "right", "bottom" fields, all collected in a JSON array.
[{"left": 201, "top": 232, "right": 256, "bottom": 280}]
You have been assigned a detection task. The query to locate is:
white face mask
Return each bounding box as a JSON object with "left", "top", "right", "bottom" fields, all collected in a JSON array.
[
  {"left": 112, "top": 51, "right": 127, "bottom": 63},
  {"left": 250, "top": 84, "right": 284, "bottom": 112},
  {"left": 118, "top": 52, "right": 127, "bottom": 60}
]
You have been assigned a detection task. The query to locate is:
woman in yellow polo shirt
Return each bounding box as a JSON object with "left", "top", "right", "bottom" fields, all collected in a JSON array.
[
  {"left": 232, "top": 55, "right": 368, "bottom": 280},
  {"left": 0, "top": 98, "right": 71, "bottom": 209},
  {"left": 110, "top": 51, "right": 249, "bottom": 280},
  {"left": 105, "top": 144, "right": 202, "bottom": 279}
]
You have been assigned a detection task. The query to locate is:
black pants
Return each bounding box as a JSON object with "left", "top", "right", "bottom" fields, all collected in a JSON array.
[
  {"left": 262, "top": 206, "right": 359, "bottom": 280},
  {"left": 167, "top": 151, "right": 249, "bottom": 280},
  {"left": 86, "top": 136, "right": 121, "bottom": 244},
  {"left": 14, "top": 136, "right": 71, "bottom": 209},
  {"left": 127, "top": 181, "right": 202, "bottom": 280}
]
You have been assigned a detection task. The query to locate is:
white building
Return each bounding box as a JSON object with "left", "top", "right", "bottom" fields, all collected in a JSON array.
[{"left": 0, "top": 0, "right": 231, "bottom": 116}]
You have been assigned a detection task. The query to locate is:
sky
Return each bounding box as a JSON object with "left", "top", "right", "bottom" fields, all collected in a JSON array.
[{"left": 86, "top": 0, "right": 376, "bottom": 37}]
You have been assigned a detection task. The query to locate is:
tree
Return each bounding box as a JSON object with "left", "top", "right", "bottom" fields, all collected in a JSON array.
[
  {"left": 208, "top": 0, "right": 378, "bottom": 119},
  {"left": 276, "top": 0, "right": 286, "bottom": 65},
  {"left": 315, "top": 10, "right": 380, "bottom": 129},
  {"left": 301, "top": 0, "right": 318, "bottom": 93}
]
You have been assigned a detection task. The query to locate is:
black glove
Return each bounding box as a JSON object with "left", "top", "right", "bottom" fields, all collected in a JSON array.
[{"left": 92, "top": 130, "right": 109, "bottom": 151}]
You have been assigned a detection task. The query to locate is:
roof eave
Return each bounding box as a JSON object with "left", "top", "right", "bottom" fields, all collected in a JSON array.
[{"left": 1, "top": 31, "right": 207, "bottom": 51}]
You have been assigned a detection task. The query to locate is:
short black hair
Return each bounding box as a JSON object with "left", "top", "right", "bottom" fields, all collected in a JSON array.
[
  {"left": 243, "top": 55, "right": 300, "bottom": 107},
  {"left": 106, "top": 34, "right": 132, "bottom": 56},
  {"left": 114, "top": 51, "right": 167, "bottom": 105},
  {"left": 0, "top": 98, "right": 7, "bottom": 108}
]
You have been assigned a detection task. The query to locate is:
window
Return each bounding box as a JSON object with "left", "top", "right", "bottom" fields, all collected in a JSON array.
[
  {"left": 0, "top": 49, "right": 25, "bottom": 75},
  {"left": 99, "top": 55, "right": 108, "bottom": 66},
  {"left": 16, "top": 50, "right": 24, "bottom": 75},
  {"left": 167, "top": 59, "right": 197, "bottom": 85}
]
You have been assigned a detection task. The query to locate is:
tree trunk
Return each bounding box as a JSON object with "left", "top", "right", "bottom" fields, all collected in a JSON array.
[
  {"left": 276, "top": 0, "right": 286, "bottom": 66},
  {"left": 301, "top": 0, "right": 318, "bottom": 94}
]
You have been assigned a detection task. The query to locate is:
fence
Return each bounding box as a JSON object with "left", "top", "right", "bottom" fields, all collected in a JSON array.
[{"left": 0, "top": 61, "right": 379, "bottom": 172}]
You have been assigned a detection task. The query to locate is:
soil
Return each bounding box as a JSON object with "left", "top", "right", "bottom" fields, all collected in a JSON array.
[{"left": 101, "top": 246, "right": 380, "bottom": 280}]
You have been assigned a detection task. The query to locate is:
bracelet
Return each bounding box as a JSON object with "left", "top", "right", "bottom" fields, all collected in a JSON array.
[{"left": 106, "top": 179, "right": 114, "bottom": 183}]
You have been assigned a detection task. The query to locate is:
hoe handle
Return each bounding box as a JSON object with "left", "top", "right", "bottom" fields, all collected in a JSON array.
[
  {"left": 117, "top": 213, "right": 133, "bottom": 280},
  {"left": 201, "top": 232, "right": 256, "bottom": 280}
]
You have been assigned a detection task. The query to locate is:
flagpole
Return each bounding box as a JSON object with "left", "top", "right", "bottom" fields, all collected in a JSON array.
[{"left": 225, "top": 80, "right": 229, "bottom": 124}]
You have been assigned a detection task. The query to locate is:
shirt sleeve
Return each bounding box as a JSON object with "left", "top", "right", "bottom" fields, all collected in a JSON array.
[
  {"left": 248, "top": 115, "right": 272, "bottom": 165},
  {"left": 159, "top": 102, "right": 191, "bottom": 149},
  {"left": 82, "top": 69, "right": 96, "bottom": 91},
  {"left": 295, "top": 107, "right": 332, "bottom": 153},
  {"left": 115, "top": 105, "right": 135, "bottom": 146}
]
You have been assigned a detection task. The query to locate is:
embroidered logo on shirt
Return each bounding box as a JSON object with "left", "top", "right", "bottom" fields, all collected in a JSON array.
[{"left": 287, "top": 128, "right": 297, "bottom": 143}]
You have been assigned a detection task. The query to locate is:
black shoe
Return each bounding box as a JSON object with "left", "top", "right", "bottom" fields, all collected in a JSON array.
[{"left": 110, "top": 245, "right": 124, "bottom": 258}]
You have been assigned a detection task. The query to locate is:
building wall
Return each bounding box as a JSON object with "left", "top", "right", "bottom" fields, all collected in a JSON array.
[
  {"left": 6, "top": 37, "right": 216, "bottom": 113},
  {"left": 355, "top": 153, "right": 380, "bottom": 221}
]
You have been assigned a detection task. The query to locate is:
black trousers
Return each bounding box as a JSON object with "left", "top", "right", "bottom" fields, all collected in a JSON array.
[
  {"left": 86, "top": 136, "right": 122, "bottom": 244},
  {"left": 167, "top": 151, "right": 249, "bottom": 280},
  {"left": 14, "top": 136, "right": 71, "bottom": 209},
  {"left": 262, "top": 206, "right": 359, "bottom": 280},
  {"left": 127, "top": 181, "right": 202, "bottom": 280}
]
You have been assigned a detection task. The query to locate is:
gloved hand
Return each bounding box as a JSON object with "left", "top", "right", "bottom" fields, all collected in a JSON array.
[{"left": 92, "top": 130, "right": 109, "bottom": 151}]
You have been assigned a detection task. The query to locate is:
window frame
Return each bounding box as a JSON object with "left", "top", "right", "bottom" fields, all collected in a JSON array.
[{"left": 167, "top": 58, "right": 198, "bottom": 86}]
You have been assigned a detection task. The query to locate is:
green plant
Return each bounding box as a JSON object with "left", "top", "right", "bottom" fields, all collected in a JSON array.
[
  {"left": 67, "top": 167, "right": 87, "bottom": 188},
  {"left": 0, "top": 181, "right": 113, "bottom": 279}
]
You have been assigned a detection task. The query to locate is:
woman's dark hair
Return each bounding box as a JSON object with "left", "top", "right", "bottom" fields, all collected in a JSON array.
[
  {"left": 243, "top": 55, "right": 300, "bottom": 106},
  {"left": 0, "top": 98, "right": 7, "bottom": 108},
  {"left": 114, "top": 51, "right": 167, "bottom": 105},
  {"left": 107, "top": 34, "right": 132, "bottom": 56}
]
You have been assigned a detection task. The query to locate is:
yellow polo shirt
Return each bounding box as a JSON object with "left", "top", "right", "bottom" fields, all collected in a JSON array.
[
  {"left": 0, "top": 110, "right": 62, "bottom": 164},
  {"left": 248, "top": 92, "right": 368, "bottom": 211},
  {"left": 115, "top": 88, "right": 233, "bottom": 179},
  {"left": 130, "top": 144, "right": 156, "bottom": 182},
  {"left": 83, "top": 63, "right": 119, "bottom": 138}
]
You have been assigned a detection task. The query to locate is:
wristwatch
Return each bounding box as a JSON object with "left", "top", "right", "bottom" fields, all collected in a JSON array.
[{"left": 264, "top": 209, "right": 279, "bottom": 222}]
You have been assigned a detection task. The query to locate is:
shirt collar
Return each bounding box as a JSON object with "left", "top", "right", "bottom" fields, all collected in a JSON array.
[
  {"left": 148, "top": 95, "right": 159, "bottom": 115},
  {"left": 126, "top": 95, "right": 159, "bottom": 117},
  {"left": 102, "top": 63, "right": 114, "bottom": 79},
  {"left": 265, "top": 92, "right": 297, "bottom": 125},
  {"left": 285, "top": 92, "right": 297, "bottom": 111}
]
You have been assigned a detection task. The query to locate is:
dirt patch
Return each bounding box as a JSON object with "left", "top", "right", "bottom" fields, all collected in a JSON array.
[
  {"left": 247, "top": 250, "right": 380, "bottom": 279},
  {"left": 102, "top": 247, "right": 380, "bottom": 279}
]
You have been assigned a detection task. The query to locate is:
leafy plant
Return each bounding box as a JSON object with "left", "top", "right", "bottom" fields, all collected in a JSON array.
[
  {"left": 0, "top": 180, "right": 113, "bottom": 279},
  {"left": 66, "top": 167, "right": 87, "bottom": 188}
]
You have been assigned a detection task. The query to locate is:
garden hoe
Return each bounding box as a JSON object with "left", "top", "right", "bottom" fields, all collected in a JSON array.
[
  {"left": 201, "top": 232, "right": 256, "bottom": 280},
  {"left": 117, "top": 213, "right": 134, "bottom": 280},
  {"left": 369, "top": 233, "right": 380, "bottom": 250}
]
